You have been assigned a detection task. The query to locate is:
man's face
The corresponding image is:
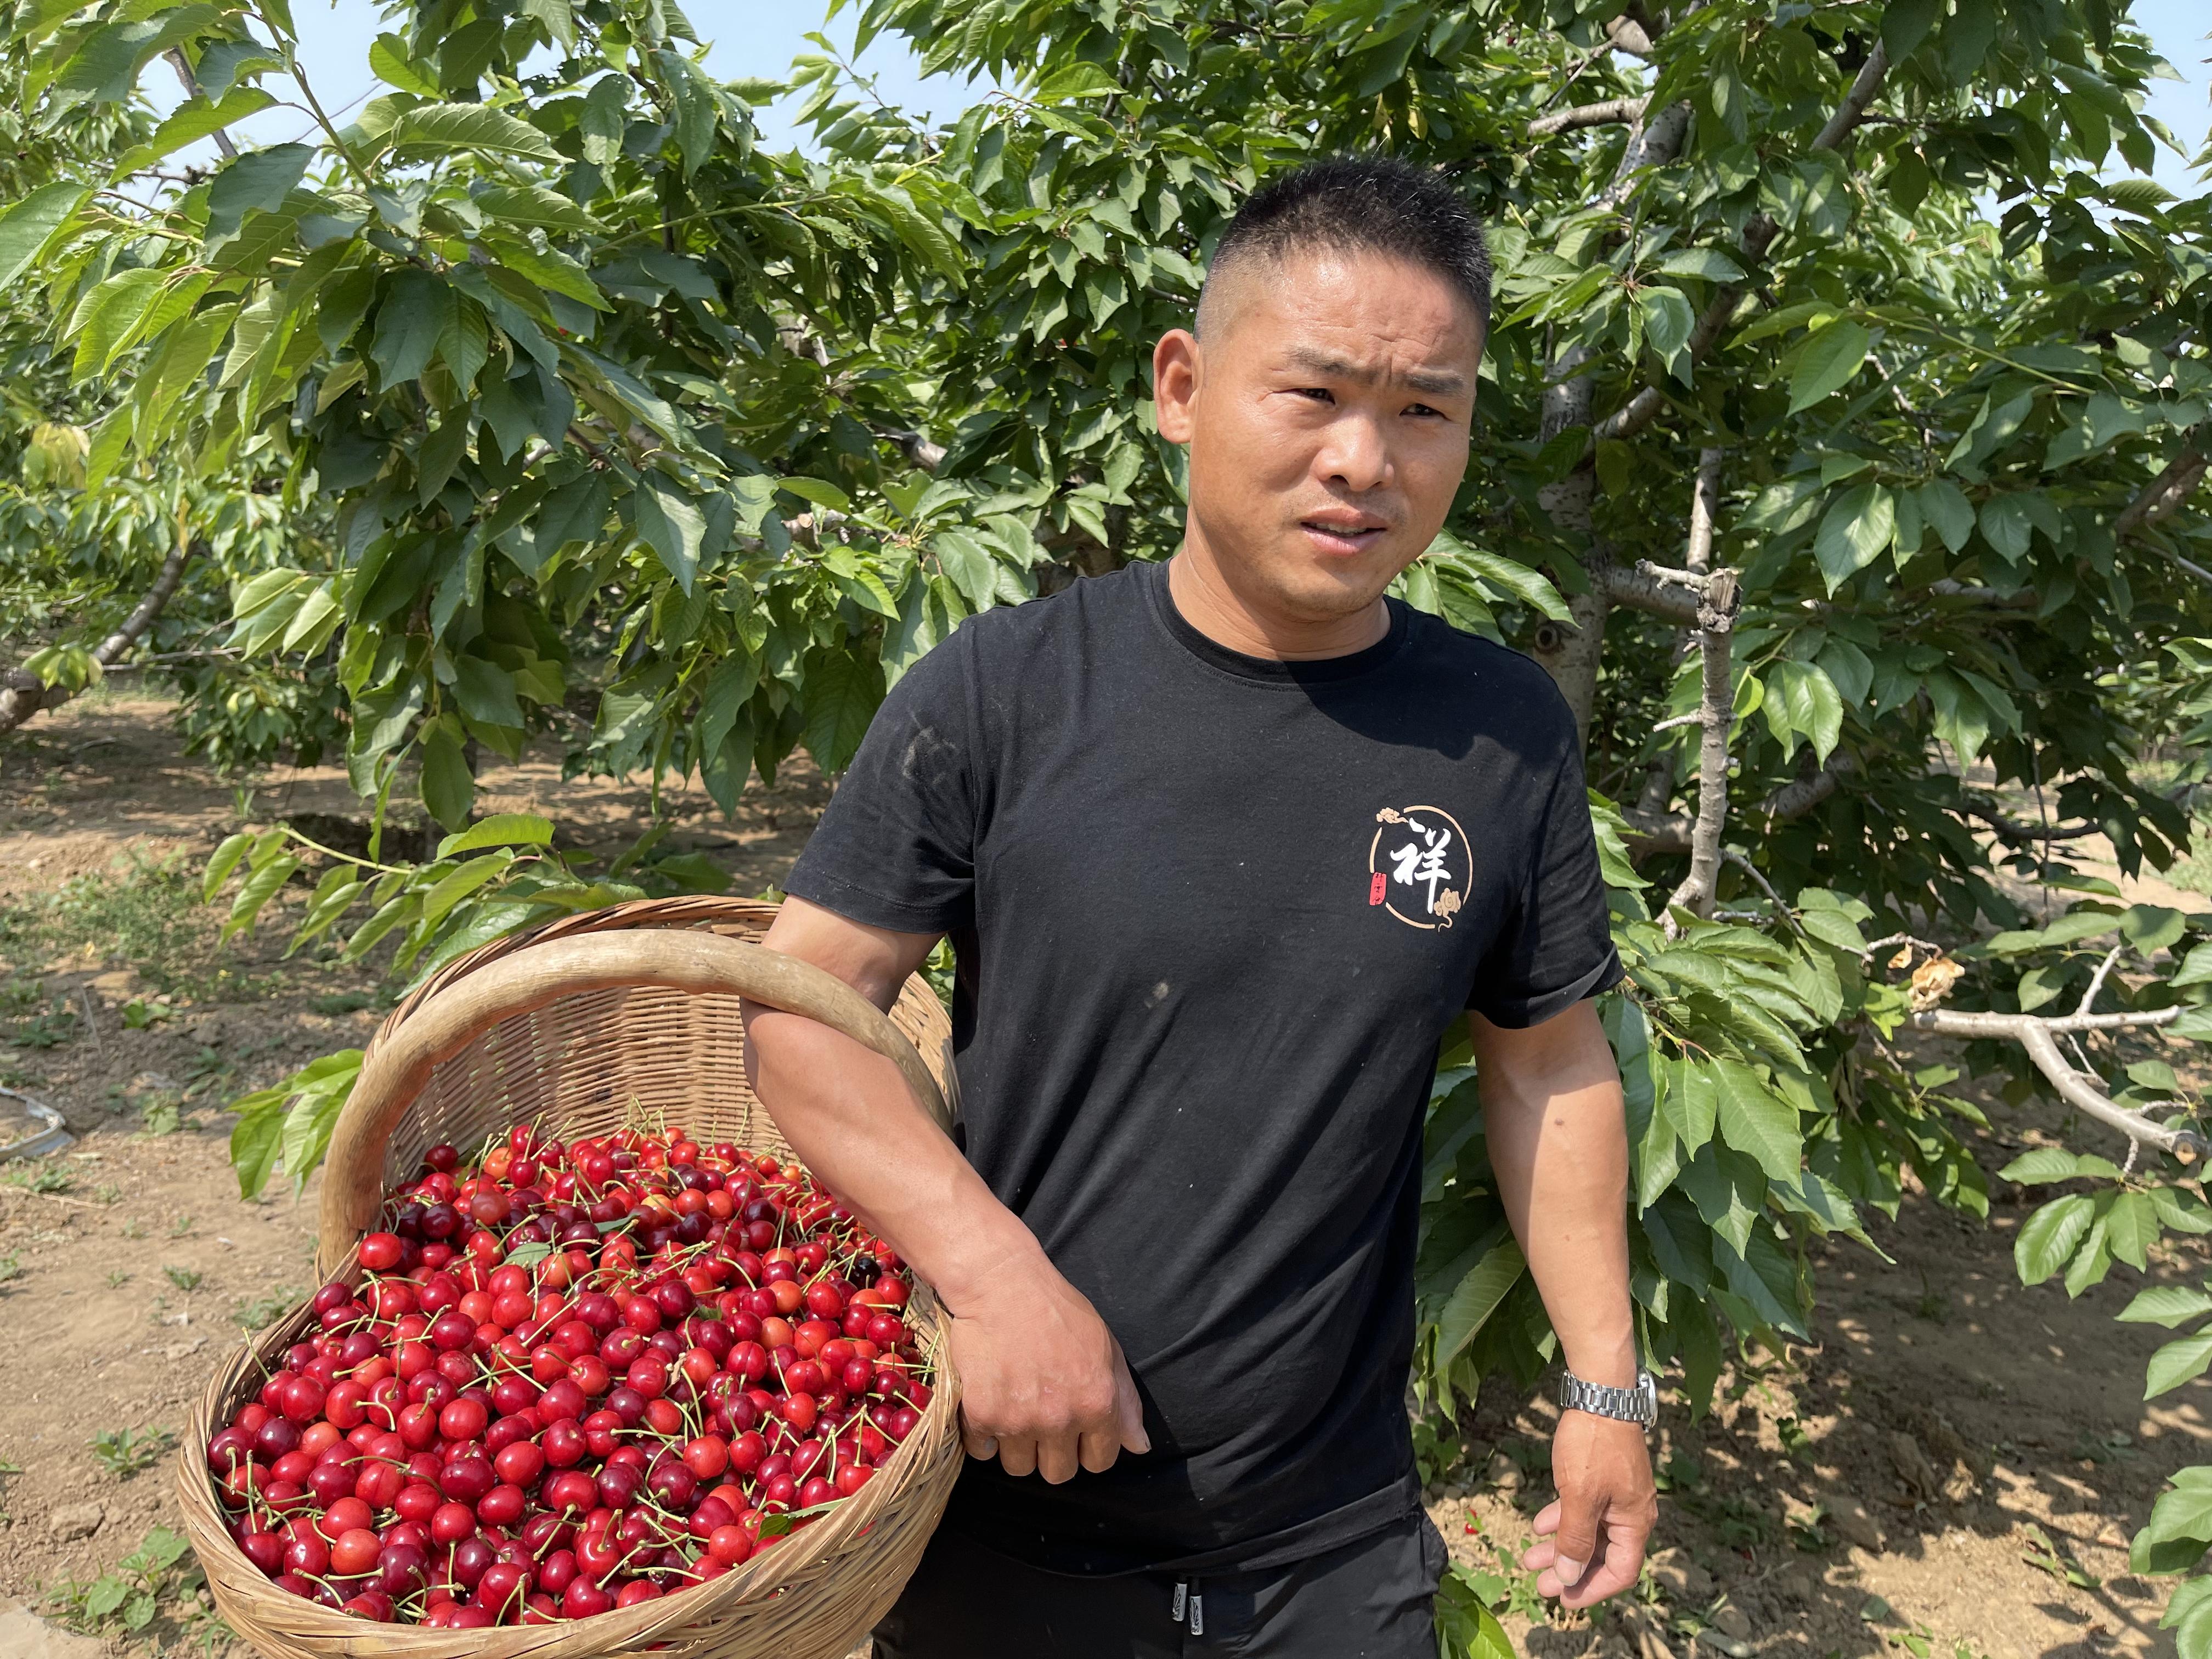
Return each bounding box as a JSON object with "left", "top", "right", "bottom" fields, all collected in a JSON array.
[{"left": 1154, "top": 247, "right": 1483, "bottom": 623}]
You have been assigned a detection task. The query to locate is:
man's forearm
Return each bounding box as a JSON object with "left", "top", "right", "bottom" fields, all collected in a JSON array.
[
  {"left": 742, "top": 1007, "right": 1048, "bottom": 1316},
  {"left": 1475, "top": 1005, "right": 1637, "bottom": 1387}
]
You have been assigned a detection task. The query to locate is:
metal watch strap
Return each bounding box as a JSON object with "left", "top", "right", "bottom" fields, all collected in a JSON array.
[{"left": 1557, "top": 1367, "right": 1659, "bottom": 1427}]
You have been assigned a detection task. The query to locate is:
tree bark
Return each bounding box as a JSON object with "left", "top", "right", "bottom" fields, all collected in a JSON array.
[
  {"left": 1910, "top": 1006, "right": 2207, "bottom": 1162},
  {"left": 1530, "top": 97, "right": 1650, "bottom": 137},
  {"left": 0, "top": 539, "right": 195, "bottom": 736},
  {"left": 1663, "top": 450, "right": 1731, "bottom": 926},
  {"left": 1528, "top": 101, "right": 1692, "bottom": 740}
]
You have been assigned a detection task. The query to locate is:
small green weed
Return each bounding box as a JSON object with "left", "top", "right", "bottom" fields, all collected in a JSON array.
[
  {"left": 0, "top": 1255, "right": 21, "bottom": 1284},
  {"left": 10, "top": 1003, "right": 80, "bottom": 1048},
  {"left": 105, "top": 1269, "right": 129, "bottom": 1289},
  {"left": 91, "top": 1426, "right": 176, "bottom": 1480},
  {"left": 139, "top": 1095, "right": 181, "bottom": 1136},
  {"left": 2022, "top": 1521, "right": 2101, "bottom": 1589},
  {"left": 168, "top": 1214, "right": 194, "bottom": 1237},
  {"left": 93, "top": 1182, "right": 121, "bottom": 1205},
  {"left": 119, "top": 997, "right": 174, "bottom": 1029},
  {"left": 4, "top": 1163, "right": 71, "bottom": 1194},
  {"left": 235, "top": 1284, "right": 307, "bottom": 1331},
  {"left": 46, "top": 1525, "right": 205, "bottom": 1637},
  {"left": 120, "top": 1217, "right": 146, "bottom": 1239},
  {"left": 162, "top": 1265, "right": 202, "bottom": 1293},
  {"left": 312, "top": 989, "right": 374, "bottom": 1015}
]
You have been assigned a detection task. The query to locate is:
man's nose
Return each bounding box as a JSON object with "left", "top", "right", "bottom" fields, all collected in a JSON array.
[{"left": 1315, "top": 412, "right": 1391, "bottom": 494}]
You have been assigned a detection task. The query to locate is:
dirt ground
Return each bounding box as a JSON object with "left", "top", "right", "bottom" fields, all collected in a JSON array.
[{"left": 2, "top": 696, "right": 2209, "bottom": 1659}]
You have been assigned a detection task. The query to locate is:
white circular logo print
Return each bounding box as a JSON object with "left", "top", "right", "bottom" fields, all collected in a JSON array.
[{"left": 1367, "top": 805, "right": 1470, "bottom": 930}]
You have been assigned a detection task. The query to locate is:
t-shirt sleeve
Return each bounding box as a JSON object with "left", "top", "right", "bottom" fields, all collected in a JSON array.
[
  {"left": 1468, "top": 740, "right": 1623, "bottom": 1028},
  {"left": 780, "top": 638, "right": 978, "bottom": 937}
]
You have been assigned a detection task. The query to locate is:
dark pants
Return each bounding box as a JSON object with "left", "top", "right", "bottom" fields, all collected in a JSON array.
[{"left": 873, "top": 1514, "right": 1447, "bottom": 1658}]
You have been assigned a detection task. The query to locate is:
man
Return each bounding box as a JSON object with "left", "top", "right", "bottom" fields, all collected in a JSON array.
[{"left": 742, "top": 156, "right": 1657, "bottom": 1655}]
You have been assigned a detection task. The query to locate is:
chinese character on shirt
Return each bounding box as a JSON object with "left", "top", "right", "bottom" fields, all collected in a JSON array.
[{"left": 1389, "top": 822, "right": 1454, "bottom": 915}]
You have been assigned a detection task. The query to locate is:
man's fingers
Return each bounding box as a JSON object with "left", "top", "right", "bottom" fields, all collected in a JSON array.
[
  {"left": 1077, "top": 1426, "right": 1123, "bottom": 1474},
  {"left": 1112, "top": 1352, "right": 1150, "bottom": 1455},
  {"left": 995, "top": 1435, "right": 1040, "bottom": 1478},
  {"left": 1548, "top": 1496, "right": 1601, "bottom": 1590},
  {"left": 1559, "top": 1549, "right": 1639, "bottom": 1611},
  {"left": 1036, "top": 1435, "right": 1081, "bottom": 1485},
  {"left": 960, "top": 1417, "right": 998, "bottom": 1462}
]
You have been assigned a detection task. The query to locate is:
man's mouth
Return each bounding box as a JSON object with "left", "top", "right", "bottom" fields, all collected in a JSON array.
[{"left": 1298, "top": 515, "right": 1391, "bottom": 556}]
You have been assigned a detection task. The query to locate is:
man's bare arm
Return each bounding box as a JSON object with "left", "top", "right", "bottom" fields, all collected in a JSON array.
[
  {"left": 1474, "top": 999, "right": 1656, "bottom": 1610},
  {"left": 741, "top": 896, "right": 1148, "bottom": 1484}
]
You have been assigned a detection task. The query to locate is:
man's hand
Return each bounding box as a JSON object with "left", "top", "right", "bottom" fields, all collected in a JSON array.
[
  {"left": 946, "top": 1255, "right": 1150, "bottom": 1482},
  {"left": 1520, "top": 1412, "right": 1657, "bottom": 1609}
]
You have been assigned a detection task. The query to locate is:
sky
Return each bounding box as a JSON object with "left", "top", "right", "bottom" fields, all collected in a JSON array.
[{"left": 153, "top": 1, "right": 2211, "bottom": 196}]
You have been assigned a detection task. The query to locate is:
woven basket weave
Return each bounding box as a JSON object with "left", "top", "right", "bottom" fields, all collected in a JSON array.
[{"left": 176, "top": 897, "right": 964, "bottom": 1658}]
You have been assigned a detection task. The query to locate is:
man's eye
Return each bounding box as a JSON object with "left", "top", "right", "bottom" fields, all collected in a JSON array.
[
  {"left": 1406, "top": 403, "right": 1444, "bottom": 419},
  {"left": 1293, "top": 387, "right": 1334, "bottom": 403}
]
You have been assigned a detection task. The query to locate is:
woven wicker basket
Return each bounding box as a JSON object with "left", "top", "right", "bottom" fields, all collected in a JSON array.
[{"left": 176, "top": 897, "right": 965, "bottom": 1658}]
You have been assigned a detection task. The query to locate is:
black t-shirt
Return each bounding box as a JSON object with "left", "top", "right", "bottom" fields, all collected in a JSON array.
[{"left": 783, "top": 558, "right": 1620, "bottom": 1574}]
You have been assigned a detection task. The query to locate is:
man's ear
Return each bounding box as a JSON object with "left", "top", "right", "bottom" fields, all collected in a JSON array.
[{"left": 1153, "top": 329, "right": 1200, "bottom": 445}]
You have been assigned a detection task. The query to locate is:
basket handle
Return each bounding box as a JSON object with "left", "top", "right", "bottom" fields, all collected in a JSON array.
[{"left": 316, "top": 929, "right": 952, "bottom": 1271}]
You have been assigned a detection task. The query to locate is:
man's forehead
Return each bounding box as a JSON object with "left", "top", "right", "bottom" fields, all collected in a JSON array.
[{"left": 1207, "top": 249, "right": 1482, "bottom": 378}]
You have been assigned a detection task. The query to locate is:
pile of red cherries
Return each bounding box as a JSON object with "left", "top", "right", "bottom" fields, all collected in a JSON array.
[{"left": 205, "top": 1122, "right": 931, "bottom": 1624}]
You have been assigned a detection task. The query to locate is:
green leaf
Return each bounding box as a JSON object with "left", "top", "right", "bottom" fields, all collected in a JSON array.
[
  {"left": 482, "top": 234, "right": 608, "bottom": 311},
  {"left": 1917, "top": 478, "right": 1976, "bottom": 552},
  {"left": 933, "top": 528, "right": 1000, "bottom": 613},
  {"left": 389, "top": 102, "right": 561, "bottom": 160},
  {"left": 1768, "top": 659, "right": 1844, "bottom": 763},
  {"left": 121, "top": 87, "right": 275, "bottom": 174},
  {"left": 368, "top": 34, "right": 441, "bottom": 97},
  {"left": 1790, "top": 318, "right": 1874, "bottom": 412},
  {"left": 205, "top": 142, "right": 312, "bottom": 240},
  {"left": 437, "top": 813, "right": 555, "bottom": 858},
  {"left": 1434, "top": 1238, "right": 1526, "bottom": 1368},
  {"left": 1657, "top": 247, "right": 1747, "bottom": 283},
  {"left": 371, "top": 269, "right": 455, "bottom": 387},
  {"left": 802, "top": 648, "right": 882, "bottom": 776},
  {"left": 1035, "top": 63, "right": 1125, "bottom": 101},
  {"left": 474, "top": 183, "right": 601, "bottom": 235},
  {"left": 202, "top": 830, "right": 254, "bottom": 901},
  {"left": 2000, "top": 1147, "right": 2121, "bottom": 1184},
  {"left": 420, "top": 723, "right": 475, "bottom": 831},
  {"left": 1711, "top": 1060, "right": 1803, "bottom": 1183},
  {"left": 0, "top": 182, "right": 89, "bottom": 290},
  {"left": 1881, "top": 0, "right": 1944, "bottom": 60},
  {"left": 2120, "top": 1285, "right": 2212, "bottom": 1329},
  {"left": 2015, "top": 1192, "right": 2094, "bottom": 1285},
  {"left": 2137, "top": 1477, "right": 2212, "bottom": 1573},
  {"left": 1638, "top": 286, "right": 1696, "bottom": 370},
  {"left": 634, "top": 476, "right": 707, "bottom": 594},
  {"left": 1814, "top": 484, "right": 1895, "bottom": 592},
  {"left": 2148, "top": 1332, "right": 2212, "bottom": 1399}
]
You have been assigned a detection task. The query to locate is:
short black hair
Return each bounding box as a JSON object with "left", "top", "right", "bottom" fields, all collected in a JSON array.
[{"left": 1195, "top": 156, "right": 1491, "bottom": 340}]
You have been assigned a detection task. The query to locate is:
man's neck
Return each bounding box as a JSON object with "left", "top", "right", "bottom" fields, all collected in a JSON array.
[{"left": 1165, "top": 540, "right": 1391, "bottom": 662}]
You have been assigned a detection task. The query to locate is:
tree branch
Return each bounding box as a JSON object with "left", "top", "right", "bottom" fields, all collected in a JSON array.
[
  {"left": 1595, "top": 42, "right": 1892, "bottom": 445},
  {"left": 1910, "top": 1006, "right": 2209, "bottom": 1162},
  {"left": 1961, "top": 795, "right": 2098, "bottom": 843},
  {"left": 1530, "top": 95, "right": 1651, "bottom": 137},
  {"left": 1665, "top": 450, "right": 1733, "bottom": 928},
  {"left": 1601, "top": 562, "right": 1700, "bottom": 623},
  {"left": 164, "top": 49, "right": 238, "bottom": 161},
  {"left": 1626, "top": 752, "right": 1857, "bottom": 857},
  {"left": 0, "top": 539, "right": 195, "bottom": 736},
  {"left": 2113, "top": 428, "right": 2209, "bottom": 541}
]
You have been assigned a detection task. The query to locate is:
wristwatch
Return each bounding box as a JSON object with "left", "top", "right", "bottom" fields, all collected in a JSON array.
[{"left": 1558, "top": 1367, "right": 1659, "bottom": 1428}]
